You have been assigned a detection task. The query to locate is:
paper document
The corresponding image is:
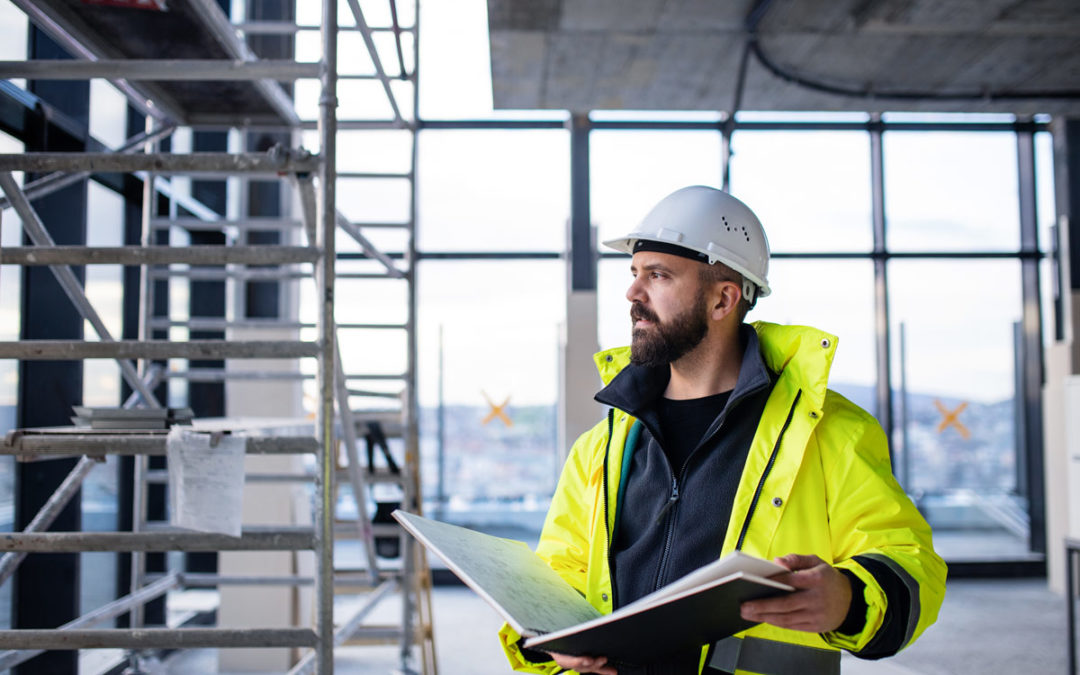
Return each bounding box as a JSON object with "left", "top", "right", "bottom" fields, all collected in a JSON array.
[
  {"left": 167, "top": 428, "right": 246, "bottom": 536},
  {"left": 394, "top": 510, "right": 601, "bottom": 636},
  {"left": 394, "top": 510, "right": 793, "bottom": 664}
]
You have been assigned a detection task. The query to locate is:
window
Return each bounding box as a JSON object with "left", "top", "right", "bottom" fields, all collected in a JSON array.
[
  {"left": 417, "top": 130, "right": 569, "bottom": 252},
  {"left": 79, "top": 182, "right": 126, "bottom": 627},
  {"left": 417, "top": 260, "right": 564, "bottom": 522},
  {"left": 591, "top": 130, "right": 722, "bottom": 245},
  {"left": 889, "top": 259, "right": 1027, "bottom": 559},
  {"left": 729, "top": 131, "right": 872, "bottom": 253},
  {"left": 885, "top": 132, "right": 1020, "bottom": 252},
  {"left": 596, "top": 120, "right": 1045, "bottom": 565},
  {"left": 0, "top": 130, "right": 21, "bottom": 630},
  {"left": 0, "top": 0, "right": 26, "bottom": 92},
  {"left": 754, "top": 259, "right": 876, "bottom": 413}
]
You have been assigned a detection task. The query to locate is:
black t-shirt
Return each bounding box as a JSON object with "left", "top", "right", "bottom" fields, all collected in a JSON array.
[{"left": 655, "top": 390, "right": 732, "bottom": 475}]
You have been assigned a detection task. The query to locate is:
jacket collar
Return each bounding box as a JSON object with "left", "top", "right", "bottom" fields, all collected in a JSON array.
[
  {"left": 593, "top": 324, "right": 772, "bottom": 416},
  {"left": 592, "top": 321, "right": 838, "bottom": 413}
]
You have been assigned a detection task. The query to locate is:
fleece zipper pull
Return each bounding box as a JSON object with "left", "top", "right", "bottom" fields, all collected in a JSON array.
[{"left": 654, "top": 474, "right": 680, "bottom": 525}]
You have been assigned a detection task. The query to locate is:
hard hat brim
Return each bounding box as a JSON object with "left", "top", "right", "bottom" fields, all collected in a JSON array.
[{"left": 602, "top": 234, "right": 771, "bottom": 298}]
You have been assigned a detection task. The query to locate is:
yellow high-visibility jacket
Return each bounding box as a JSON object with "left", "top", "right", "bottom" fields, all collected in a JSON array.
[{"left": 498, "top": 322, "right": 946, "bottom": 675}]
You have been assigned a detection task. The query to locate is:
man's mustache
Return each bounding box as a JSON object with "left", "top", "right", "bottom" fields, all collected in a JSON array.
[{"left": 630, "top": 304, "right": 658, "bottom": 324}]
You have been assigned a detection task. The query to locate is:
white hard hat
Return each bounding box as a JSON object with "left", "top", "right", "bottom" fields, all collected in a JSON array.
[{"left": 603, "top": 185, "right": 771, "bottom": 302}]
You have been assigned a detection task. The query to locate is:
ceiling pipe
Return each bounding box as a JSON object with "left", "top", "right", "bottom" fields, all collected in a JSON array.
[{"left": 744, "top": 0, "right": 1080, "bottom": 102}]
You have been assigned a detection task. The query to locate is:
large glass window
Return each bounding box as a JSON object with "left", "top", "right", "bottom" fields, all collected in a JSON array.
[
  {"left": 754, "top": 259, "right": 877, "bottom": 413},
  {"left": 598, "top": 256, "right": 877, "bottom": 408},
  {"left": 417, "top": 130, "right": 569, "bottom": 252},
  {"left": 417, "top": 261, "right": 563, "bottom": 533},
  {"left": 0, "top": 0, "right": 26, "bottom": 92},
  {"left": 598, "top": 258, "right": 633, "bottom": 352},
  {"left": 889, "top": 259, "right": 1027, "bottom": 559},
  {"left": 596, "top": 122, "right": 1044, "bottom": 566},
  {"left": 591, "top": 130, "right": 722, "bottom": 244},
  {"left": 729, "top": 131, "right": 873, "bottom": 253},
  {"left": 79, "top": 182, "right": 125, "bottom": 627},
  {"left": 884, "top": 132, "right": 1021, "bottom": 252},
  {"left": 0, "top": 130, "right": 21, "bottom": 631},
  {"left": 89, "top": 81, "right": 129, "bottom": 150}
]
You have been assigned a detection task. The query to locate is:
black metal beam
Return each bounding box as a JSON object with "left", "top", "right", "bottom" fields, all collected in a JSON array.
[
  {"left": 569, "top": 114, "right": 596, "bottom": 292},
  {"left": 336, "top": 250, "right": 1050, "bottom": 262},
  {"left": 244, "top": 0, "right": 293, "bottom": 322},
  {"left": 869, "top": 116, "right": 894, "bottom": 463},
  {"left": 186, "top": 130, "right": 227, "bottom": 576},
  {"left": 417, "top": 119, "right": 566, "bottom": 130},
  {"left": 244, "top": 136, "right": 285, "bottom": 319},
  {"left": 0, "top": 81, "right": 144, "bottom": 205},
  {"left": 417, "top": 116, "right": 1048, "bottom": 134},
  {"left": 1017, "top": 125, "right": 1046, "bottom": 554},
  {"left": 1058, "top": 120, "right": 1080, "bottom": 295},
  {"left": 13, "top": 26, "right": 86, "bottom": 675}
]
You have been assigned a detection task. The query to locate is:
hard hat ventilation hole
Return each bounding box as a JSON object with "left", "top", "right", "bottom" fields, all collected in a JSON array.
[
  {"left": 740, "top": 225, "right": 750, "bottom": 242},
  {"left": 722, "top": 216, "right": 731, "bottom": 231}
]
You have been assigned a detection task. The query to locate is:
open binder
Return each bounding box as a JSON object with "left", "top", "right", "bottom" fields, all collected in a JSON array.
[{"left": 394, "top": 510, "right": 793, "bottom": 663}]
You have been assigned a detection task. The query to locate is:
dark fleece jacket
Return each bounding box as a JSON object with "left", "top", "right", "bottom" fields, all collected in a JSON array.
[{"left": 594, "top": 325, "right": 772, "bottom": 674}]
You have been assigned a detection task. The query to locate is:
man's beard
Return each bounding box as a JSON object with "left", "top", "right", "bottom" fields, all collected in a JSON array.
[{"left": 629, "top": 290, "right": 709, "bottom": 367}]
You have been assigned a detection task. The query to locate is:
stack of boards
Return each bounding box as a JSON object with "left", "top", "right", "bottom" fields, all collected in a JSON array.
[{"left": 72, "top": 406, "right": 194, "bottom": 430}]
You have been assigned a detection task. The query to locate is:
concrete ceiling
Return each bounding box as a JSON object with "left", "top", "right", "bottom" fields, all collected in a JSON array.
[{"left": 486, "top": 0, "right": 1080, "bottom": 114}]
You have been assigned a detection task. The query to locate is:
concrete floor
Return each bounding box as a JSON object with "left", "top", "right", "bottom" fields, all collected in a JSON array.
[{"left": 161, "top": 577, "right": 1068, "bottom": 674}]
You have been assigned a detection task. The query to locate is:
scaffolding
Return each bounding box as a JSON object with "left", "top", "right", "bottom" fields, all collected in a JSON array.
[{"left": 0, "top": 0, "right": 430, "bottom": 673}]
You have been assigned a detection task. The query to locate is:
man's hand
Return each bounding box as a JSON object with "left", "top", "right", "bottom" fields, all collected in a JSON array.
[
  {"left": 550, "top": 652, "right": 617, "bottom": 675},
  {"left": 739, "top": 553, "right": 852, "bottom": 633}
]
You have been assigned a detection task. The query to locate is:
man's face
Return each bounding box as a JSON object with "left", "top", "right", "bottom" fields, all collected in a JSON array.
[{"left": 626, "top": 251, "right": 710, "bottom": 367}]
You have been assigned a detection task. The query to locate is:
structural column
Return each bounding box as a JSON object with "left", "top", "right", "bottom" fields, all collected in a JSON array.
[
  {"left": 1048, "top": 117, "right": 1080, "bottom": 593},
  {"left": 1054, "top": 119, "right": 1080, "bottom": 364},
  {"left": 1016, "top": 122, "right": 1045, "bottom": 558},
  {"left": 560, "top": 114, "right": 601, "bottom": 460},
  {"left": 13, "top": 26, "right": 88, "bottom": 675},
  {"left": 868, "top": 116, "right": 894, "bottom": 468}
]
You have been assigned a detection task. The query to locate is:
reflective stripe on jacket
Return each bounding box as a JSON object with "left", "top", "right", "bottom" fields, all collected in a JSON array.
[{"left": 498, "top": 321, "right": 947, "bottom": 674}]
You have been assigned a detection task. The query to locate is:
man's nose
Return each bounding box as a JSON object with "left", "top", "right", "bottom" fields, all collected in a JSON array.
[{"left": 626, "top": 277, "right": 645, "bottom": 303}]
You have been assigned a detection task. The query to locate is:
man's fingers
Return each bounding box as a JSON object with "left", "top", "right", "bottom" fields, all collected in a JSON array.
[
  {"left": 773, "top": 553, "right": 825, "bottom": 571},
  {"left": 741, "top": 590, "right": 812, "bottom": 619},
  {"left": 749, "top": 612, "right": 822, "bottom": 632},
  {"left": 785, "top": 564, "right": 833, "bottom": 590},
  {"left": 744, "top": 561, "right": 852, "bottom": 633},
  {"left": 550, "top": 652, "right": 616, "bottom": 674}
]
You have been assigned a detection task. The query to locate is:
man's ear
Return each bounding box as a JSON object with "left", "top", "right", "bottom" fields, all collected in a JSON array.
[{"left": 709, "top": 281, "right": 742, "bottom": 322}]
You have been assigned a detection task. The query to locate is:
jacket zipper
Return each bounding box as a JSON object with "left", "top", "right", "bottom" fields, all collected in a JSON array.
[
  {"left": 648, "top": 397, "right": 743, "bottom": 591},
  {"left": 651, "top": 401, "right": 739, "bottom": 591},
  {"left": 735, "top": 390, "right": 802, "bottom": 551},
  {"left": 650, "top": 472, "right": 681, "bottom": 591},
  {"left": 601, "top": 408, "right": 617, "bottom": 609}
]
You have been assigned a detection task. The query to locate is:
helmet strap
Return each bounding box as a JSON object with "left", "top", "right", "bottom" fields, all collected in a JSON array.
[{"left": 742, "top": 279, "right": 758, "bottom": 310}]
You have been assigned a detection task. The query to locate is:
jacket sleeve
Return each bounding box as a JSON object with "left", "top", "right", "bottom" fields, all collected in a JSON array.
[
  {"left": 498, "top": 422, "right": 603, "bottom": 672},
  {"left": 818, "top": 399, "right": 947, "bottom": 659}
]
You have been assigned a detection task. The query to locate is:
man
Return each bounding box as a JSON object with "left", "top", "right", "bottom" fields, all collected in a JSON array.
[{"left": 498, "top": 186, "right": 946, "bottom": 674}]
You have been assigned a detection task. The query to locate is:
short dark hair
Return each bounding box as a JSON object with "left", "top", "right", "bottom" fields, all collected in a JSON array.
[{"left": 698, "top": 261, "right": 752, "bottom": 323}]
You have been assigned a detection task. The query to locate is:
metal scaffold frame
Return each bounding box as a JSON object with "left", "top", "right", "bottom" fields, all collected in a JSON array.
[{"left": 0, "top": 0, "right": 431, "bottom": 672}]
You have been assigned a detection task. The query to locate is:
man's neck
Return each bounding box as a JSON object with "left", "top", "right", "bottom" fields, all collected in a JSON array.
[{"left": 663, "top": 326, "right": 744, "bottom": 400}]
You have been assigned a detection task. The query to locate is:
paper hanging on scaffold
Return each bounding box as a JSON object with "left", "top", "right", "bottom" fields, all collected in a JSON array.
[{"left": 167, "top": 427, "right": 246, "bottom": 537}]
